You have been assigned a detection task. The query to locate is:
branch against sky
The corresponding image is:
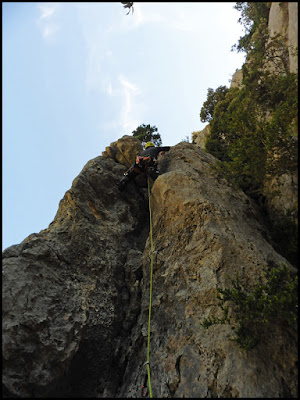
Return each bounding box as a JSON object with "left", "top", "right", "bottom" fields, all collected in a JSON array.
[{"left": 121, "top": 2, "right": 134, "bottom": 15}]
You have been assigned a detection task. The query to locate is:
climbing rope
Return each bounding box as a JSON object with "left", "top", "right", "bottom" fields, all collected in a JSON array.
[{"left": 146, "top": 176, "right": 154, "bottom": 398}]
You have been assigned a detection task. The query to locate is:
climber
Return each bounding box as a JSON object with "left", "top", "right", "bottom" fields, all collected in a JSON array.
[{"left": 117, "top": 141, "right": 171, "bottom": 191}]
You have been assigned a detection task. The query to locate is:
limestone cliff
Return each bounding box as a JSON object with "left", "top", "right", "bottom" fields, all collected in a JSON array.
[
  {"left": 196, "top": 2, "right": 298, "bottom": 240},
  {"left": 268, "top": 2, "right": 298, "bottom": 74},
  {"left": 2, "top": 136, "right": 298, "bottom": 398}
]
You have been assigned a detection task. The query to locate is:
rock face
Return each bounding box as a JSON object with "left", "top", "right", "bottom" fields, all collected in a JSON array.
[
  {"left": 268, "top": 2, "right": 298, "bottom": 73},
  {"left": 209, "top": 3, "right": 299, "bottom": 228},
  {"left": 192, "top": 125, "right": 211, "bottom": 150},
  {"left": 2, "top": 147, "right": 149, "bottom": 398},
  {"left": 2, "top": 137, "right": 298, "bottom": 398},
  {"left": 230, "top": 68, "right": 243, "bottom": 89},
  {"left": 262, "top": 2, "right": 298, "bottom": 225},
  {"left": 102, "top": 134, "right": 143, "bottom": 167},
  {"left": 118, "top": 142, "right": 298, "bottom": 398},
  {"left": 262, "top": 169, "right": 298, "bottom": 225}
]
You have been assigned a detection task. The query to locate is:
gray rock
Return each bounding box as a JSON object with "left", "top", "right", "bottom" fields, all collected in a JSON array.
[
  {"left": 2, "top": 138, "right": 297, "bottom": 398},
  {"left": 118, "top": 142, "right": 297, "bottom": 398},
  {"left": 3, "top": 146, "right": 149, "bottom": 397}
]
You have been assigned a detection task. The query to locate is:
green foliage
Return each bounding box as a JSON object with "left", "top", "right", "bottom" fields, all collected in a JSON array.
[
  {"left": 200, "top": 86, "right": 229, "bottom": 123},
  {"left": 205, "top": 70, "right": 297, "bottom": 196},
  {"left": 201, "top": 2, "right": 298, "bottom": 198},
  {"left": 204, "top": 84, "right": 268, "bottom": 193},
  {"left": 262, "top": 72, "right": 298, "bottom": 178},
  {"left": 132, "top": 124, "right": 162, "bottom": 147},
  {"left": 121, "top": 2, "right": 134, "bottom": 15},
  {"left": 202, "top": 265, "right": 298, "bottom": 350},
  {"left": 232, "top": 2, "right": 271, "bottom": 54}
]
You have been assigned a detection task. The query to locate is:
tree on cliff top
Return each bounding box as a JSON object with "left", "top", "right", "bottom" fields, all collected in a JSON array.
[
  {"left": 232, "top": 2, "right": 271, "bottom": 54},
  {"left": 132, "top": 124, "right": 162, "bottom": 147}
]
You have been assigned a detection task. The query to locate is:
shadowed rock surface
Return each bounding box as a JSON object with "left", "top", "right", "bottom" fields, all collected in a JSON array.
[{"left": 2, "top": 137, "right": 298, "bottom": 398}]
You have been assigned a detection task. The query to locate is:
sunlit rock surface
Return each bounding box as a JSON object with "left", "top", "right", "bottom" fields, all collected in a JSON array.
[{"left": 3, "top": 137, "right": 297, "bottom": 398}]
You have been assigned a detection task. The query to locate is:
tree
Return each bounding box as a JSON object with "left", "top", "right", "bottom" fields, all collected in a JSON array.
[
  {"left": 132, "top": 124, "right": 162, "bottom": 147},
  {"left": 121, "top": 2, "right": 134, "bottom": 15},
  {"left": 232, "top": 2, "right": 270, "bottom": 54},
  {"left": 202, "top": 264, "right": 298, "bottom": 350},
  {"left": 200, "top": 86, "right": 229, "bottom": 123},
  {"left": 202, "top": 2, "right": 298, "bottom": 265}
]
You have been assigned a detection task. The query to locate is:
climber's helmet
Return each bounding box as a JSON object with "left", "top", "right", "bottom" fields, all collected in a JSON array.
[{"left": 145, "top": 142, "right": 155, "bottom": 149}]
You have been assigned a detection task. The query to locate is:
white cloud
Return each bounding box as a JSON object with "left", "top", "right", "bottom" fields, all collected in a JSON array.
[
  {"left": 106, "top": 82, "right": 113, "bottom": 96},
  {"left": 126, "top": 3, "right": 244, "bottom": 38},
  {"left": 116, "top": 3, "right": 210, "bottom": 34},
  {"left": 84, "top": 44, "right": 103, "bottom": 90},
  {"left": 37, "top": 3, "right": 61, "bottom": 39},
  {"left": 119, "top": 76, "right": 139, "bottom": 93},
  {"left": 41, "top": 24, "right": 59, "bottom": 38},
  {"left": 98, "top": 75, "right": 142, "bottom": 135},
  {"left": 118, "top": 75, "right": 141, "bottom": 133},
  {"left": 38, "top": 4, "right": 56, "bottom": 20},
  {"left": 131, "top": 3, "right": 164, "bottom": 27}
]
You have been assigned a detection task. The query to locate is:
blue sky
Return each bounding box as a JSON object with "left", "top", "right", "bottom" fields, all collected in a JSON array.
[{"left": 3, "top": 2, "right": 246, "bottom": 250}]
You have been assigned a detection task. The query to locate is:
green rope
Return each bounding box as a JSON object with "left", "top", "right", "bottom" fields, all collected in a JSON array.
[{"left": 146, "top": 176, "right": 154, "bottom": 398}]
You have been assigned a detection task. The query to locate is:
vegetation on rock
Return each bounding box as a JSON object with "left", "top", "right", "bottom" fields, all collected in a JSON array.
[
  {"left": 200, "top": 1, "right": 298, "bottom": 265},
  {"left": 202, "top": 264, "right": 298, "bottom": 350},
  {"left": 132, "top": 123, "right": 162, "bottom": 147}
]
